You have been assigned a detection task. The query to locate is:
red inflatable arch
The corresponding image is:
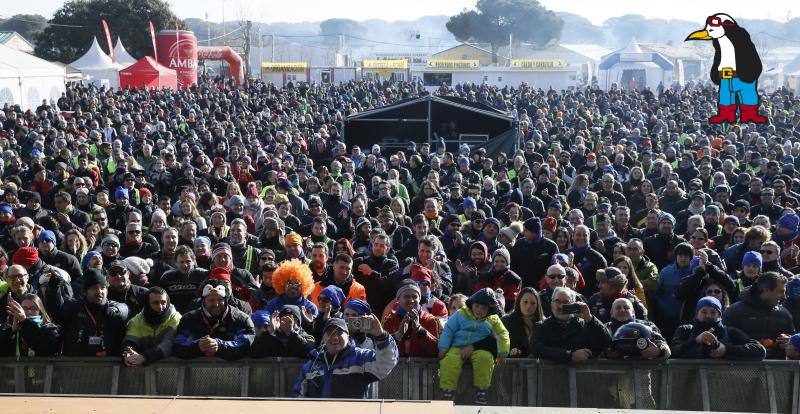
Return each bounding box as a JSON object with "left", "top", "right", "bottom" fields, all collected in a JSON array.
[{"left": 197, "top": 46, "right": 244, "bottom": 85}]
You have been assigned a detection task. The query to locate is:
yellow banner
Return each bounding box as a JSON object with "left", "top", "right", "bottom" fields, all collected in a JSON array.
[
  {"left": 510, "top": 59, "right": 566, "bottom": 70},
  {"left": 261, "top": 62, "right": 307, "bottom": 74},
  {"left": 363, "top": 59, "right": 408, "bottom": 70},
  {"left": 426, "top": 59, "right": 480, "bottom": 70}
]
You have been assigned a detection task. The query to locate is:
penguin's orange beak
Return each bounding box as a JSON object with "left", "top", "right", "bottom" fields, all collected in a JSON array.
[{"left": 686, "top": 29, "right": 712, "bottom": 41}]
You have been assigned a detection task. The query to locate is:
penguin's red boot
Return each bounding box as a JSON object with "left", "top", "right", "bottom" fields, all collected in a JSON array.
[
  {"left": 739, "top": 104, "right": 767, "bottom": 123},
  {"left": 709, "top": 105, "right": 737, "bottom": 124}
]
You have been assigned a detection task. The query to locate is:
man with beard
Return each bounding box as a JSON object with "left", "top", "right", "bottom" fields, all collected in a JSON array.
[
  {"left": 532, "top": 287, "right": 611, "bottom": 362},
  {"left": 354, "top": 233, "right": 399, "bottom": 314},
  {"left": 308, "top": 243, "right": 330, "bottom": 282},
  {"left": 671, "top": 296, "right": 765, "bottom": 360},
  {"left": 311, "top": 254, "right": 367, "bottom": 307},
  {"left": 265, "top": 259, "right": 319, "bottom": 318},
  {"left": 173, "top": 280, "right": 254, "bottom": 360},
  {"left": 106, "top": 260, "right": 149, "bottom": 318},
  {"left": 158, "top": 246, "right": 209, "bottom": 313},
  {"left": 121, "top": 286, "right": 182, "bottom": 366},
  {"left": 149, "top": 228, "right": 179, "bottom": 280},
  {"left": 228, "top": 219, "right": 261, "bottom": 274},
  {"left": 643, "top": 213, "right": 684, "bottom": 270},
  {"left": 45, "top": 268, "right": 129, "bottom": 356}
]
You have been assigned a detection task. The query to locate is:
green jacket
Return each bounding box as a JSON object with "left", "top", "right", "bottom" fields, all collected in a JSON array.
[
  {"left": 122, "top": 308, "right": 181, "bottom": 363},
  {"left": 636, "top": 257, "right": 660, "bottom": 299}
]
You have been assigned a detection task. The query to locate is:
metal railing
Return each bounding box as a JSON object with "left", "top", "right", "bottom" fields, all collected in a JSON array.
[{"left": 1, "top": 357, "right": 799, "bottom": 412}]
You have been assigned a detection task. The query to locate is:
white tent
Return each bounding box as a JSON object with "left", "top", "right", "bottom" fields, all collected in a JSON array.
[
  {"left": 70, "top": 37, "right": 123, "bottom": 88},
  {"left": 598, "top": 38, "right": 675, "bottom": 91},
  {"left": 113, "top": 37, "right": 137, "bottom": 66},
  {"left": 0, "top": 44, "right": 66, "bottom": 110}
]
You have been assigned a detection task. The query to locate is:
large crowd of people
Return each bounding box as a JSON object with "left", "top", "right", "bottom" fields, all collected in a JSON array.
[{"left": 1, "top": 75, "right": 800, "bottom": 404}]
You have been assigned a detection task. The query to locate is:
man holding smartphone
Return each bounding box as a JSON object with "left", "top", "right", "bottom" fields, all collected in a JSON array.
[{"left": 532, "top": 287, "right": 612, "bottom": 362}]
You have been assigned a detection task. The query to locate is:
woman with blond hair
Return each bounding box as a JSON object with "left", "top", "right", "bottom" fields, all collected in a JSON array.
[
  {"left": 61, "top": 228, "right": 89, "bottom": 263},
  {"left": 612, "top": 256, "right": 648, "bottom": 309}
]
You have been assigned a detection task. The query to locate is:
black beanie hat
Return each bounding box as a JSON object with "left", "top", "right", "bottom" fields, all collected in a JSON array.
[{"left": 83, "top": 268, "right": 108, "bottom": 293}]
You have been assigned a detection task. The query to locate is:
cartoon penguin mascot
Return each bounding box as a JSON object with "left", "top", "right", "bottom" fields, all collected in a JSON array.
[{"left": 686, "top": 13, "right": 767, "bottom": 124}]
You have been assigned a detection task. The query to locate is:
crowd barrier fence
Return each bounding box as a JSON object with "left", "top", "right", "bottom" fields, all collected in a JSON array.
[{"left": 1, "top": 357, "right": 799, "bottom": 412}]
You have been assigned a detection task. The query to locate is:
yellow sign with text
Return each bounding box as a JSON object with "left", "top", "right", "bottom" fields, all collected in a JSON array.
[
  {"left": 510, "top": 59, "right": 566, "bottom": 70},
  {"left": 363, "top": 59, "right": 408, "bottom": 70},
  {"left": 426, "top": 59, "right": 480, "bottom": 70},
  {"left": 261, "top": 62, "right": 307, "bottom": 74}
]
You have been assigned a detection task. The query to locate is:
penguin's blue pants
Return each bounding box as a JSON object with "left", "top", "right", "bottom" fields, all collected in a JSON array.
[{"left": 718, "top": 77, "right": 758, "bottom": 105}]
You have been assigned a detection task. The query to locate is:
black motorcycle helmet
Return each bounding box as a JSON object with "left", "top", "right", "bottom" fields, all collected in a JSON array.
[{"left": 612, "top": 322, "right": 653, "bottom": 354}]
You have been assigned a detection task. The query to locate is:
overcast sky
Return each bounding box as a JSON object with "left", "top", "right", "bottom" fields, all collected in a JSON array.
[{"left": 1, "top": 0, "right": 797, "bottom": 25}]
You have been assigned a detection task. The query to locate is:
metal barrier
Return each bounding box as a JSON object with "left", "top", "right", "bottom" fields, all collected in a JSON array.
[{"left": 1, "top": 357, "right": 799, "bottom": 412}]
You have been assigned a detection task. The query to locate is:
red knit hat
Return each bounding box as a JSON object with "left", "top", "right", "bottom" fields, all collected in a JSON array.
[
  {"left": 246, "top": 186, "right": 259, "bottom": 198},
  {"left": 410, "top": 265, "right": 432, "bottom": 283},
  {"left": 139, "top": 188, "right": 152, "bottom": 197},
  {"left": 12, "top": 247, "right": 39, "bottom": 267},
  {"left": 209, "top": 267, "right": 231, "bottom": 282},
  {"left": 542, "top": 217, "right": 557, "bottom": 233}
]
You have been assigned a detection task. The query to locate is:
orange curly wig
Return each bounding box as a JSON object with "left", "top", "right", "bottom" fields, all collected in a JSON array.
[{"left": 272, "top": 259, "right": 314, "bottom": 296}]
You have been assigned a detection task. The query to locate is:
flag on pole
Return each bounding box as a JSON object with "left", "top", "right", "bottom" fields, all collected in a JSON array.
[
  {"left": 101, "top": 19, "right": 115, "bottom": 62},
  {"left": 149, "top": 21, "right": 158, "bottom": 62}
]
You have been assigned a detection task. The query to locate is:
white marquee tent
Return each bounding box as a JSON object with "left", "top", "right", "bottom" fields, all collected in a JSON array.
[
  {"left": 0, "top": 44, "right": 66, "bottom": 110},
  {"left": 598, "top": 38, "right": 675, "bottom": 91},
  {"left": 113, "top": 37, "right": 137, "bottom": 67},
  {"left": 70, "top": 37, "right": 123, "bottom": 88}
]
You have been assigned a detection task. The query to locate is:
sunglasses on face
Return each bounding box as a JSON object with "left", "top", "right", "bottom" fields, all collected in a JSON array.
[
  {"left": 547, "top": 274, "right": 566, "bottom": 279},
  {"left": 760, "top": 250, "right": 776, "bottom": 255},
  {"left": 705, "top": 289, "right": 723, "bottom": 295}
]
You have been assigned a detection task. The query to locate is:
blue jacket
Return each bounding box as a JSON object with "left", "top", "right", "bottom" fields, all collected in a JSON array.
[
  {"left": 265, "top": 294, "right": 318, "bottom": 318},
  {"left": 438, "top": 306, "right": 510, "bottom": 357},
  {"left": 292, "top": 333, "right": 398, "bottom": 398},
  {"left": 655, "top": 262, "right": 692, "bottom": 322}
]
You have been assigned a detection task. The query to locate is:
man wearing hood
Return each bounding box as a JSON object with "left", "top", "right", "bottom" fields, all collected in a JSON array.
[
  {"left": 46, "top": 268, "right": 129, "bottom": 356},
  {"left": 251, "top": 304, "right": 316, "bottom": 358},
  {"left": 723, "top": 272, "right": 794, "bottom": 359},
  {"left": 532, "top": 287, "right": 612, "bottom": 363},
  {"left": 455, "top": 240, "right": 491, "bottom": 294},
  {"left": 173, "top": 280, "right": 254, "bottom": 360},
  {"left": 511, "top": 217, "right": 559, "bottom": 288},
  {"left": 311, "top": 253, "right": 367, "bottom": 308},
  {"left": 672, "top": 296, "right": 765, "bottom": 360},
  {"left": 121, "top": 286, "right": 181, "bottom": 366}
]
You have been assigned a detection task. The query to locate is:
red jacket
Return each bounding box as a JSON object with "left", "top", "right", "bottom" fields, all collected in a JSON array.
[{"left": 381, "top": 309, "right": 440, "bottom": 358}]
